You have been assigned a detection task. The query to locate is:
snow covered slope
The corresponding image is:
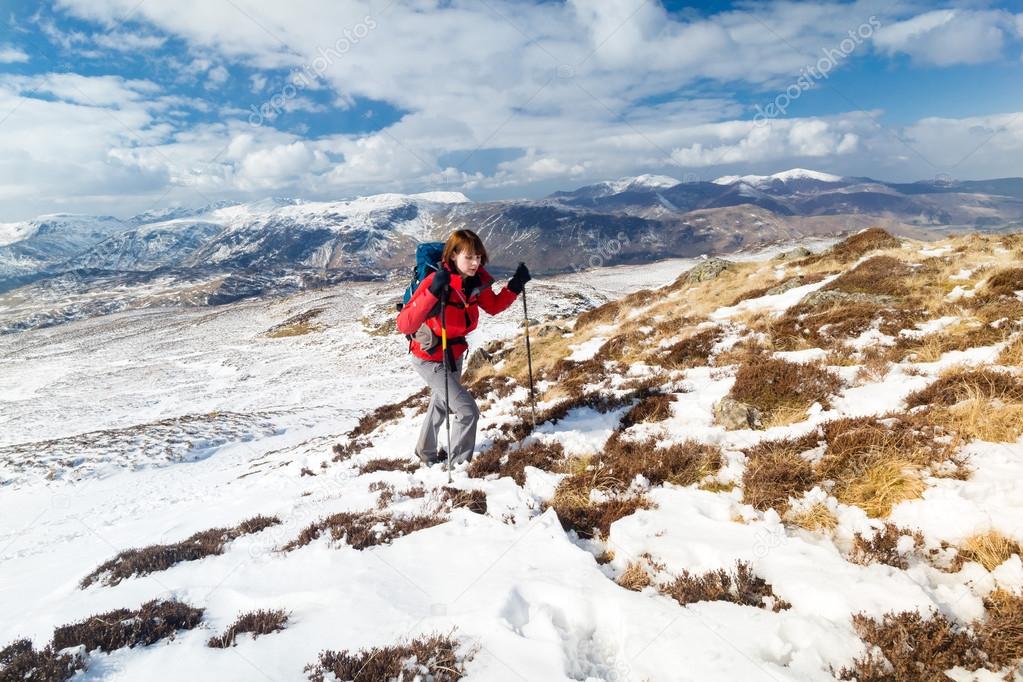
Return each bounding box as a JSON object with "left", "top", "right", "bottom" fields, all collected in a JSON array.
[
  {"left": 713, "top": 168, "right": 847, "bottom": 186},
  {"left": 0, "top": 214, "right": 132, "bottom": 279},
  {"left": 2, "top": 229, "right": 1022, "bottom": 680}
]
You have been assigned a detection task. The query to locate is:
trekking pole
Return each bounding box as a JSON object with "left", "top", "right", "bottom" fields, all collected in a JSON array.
[
  {"left": 520, "top": 274, "right": 537, "bottom": 430},
  {"left": 440, "top": 287, "right": 453, "bottom": 484}
]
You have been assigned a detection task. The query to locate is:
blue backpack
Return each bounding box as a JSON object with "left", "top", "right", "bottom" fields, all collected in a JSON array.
[{"left": 399, "top": 241, "right": 445, "bottom": 310}]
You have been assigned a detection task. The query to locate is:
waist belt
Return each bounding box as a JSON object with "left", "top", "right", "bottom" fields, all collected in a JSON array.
[{"left": 408, "top": 333, "right": 466, "bottom": 367}]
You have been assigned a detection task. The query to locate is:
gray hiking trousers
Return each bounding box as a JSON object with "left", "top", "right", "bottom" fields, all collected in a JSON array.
[{"left": 410, "top": 355, "right": 479, "bottom": 464}]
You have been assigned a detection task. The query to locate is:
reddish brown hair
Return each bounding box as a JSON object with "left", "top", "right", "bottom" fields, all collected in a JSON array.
[{"left": 442, "top": 229, "right": 488, "bottom": 267}]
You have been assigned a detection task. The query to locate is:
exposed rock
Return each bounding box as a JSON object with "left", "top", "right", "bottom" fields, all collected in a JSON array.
[
  {"left": 773, "top": 246, "right": 812, "bottom": 261},
  {"left": 764, "top": 277, "right": 809, "bottom": 296},
  {"left": 800, "top": 289, "right": 897, "bottom": 307},
  {"left": 686, "top": 258, "right": 734, "bottom": 283},
  {"left": 464, "top": 339, "right": 505, "bottom": 373},
  {"left": 714, "top": 397, "right": 763, "bottom": 430}
]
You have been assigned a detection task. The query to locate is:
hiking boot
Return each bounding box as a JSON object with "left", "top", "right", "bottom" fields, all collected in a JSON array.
[{"left": 416, "top": 448, "right": 448, "bottom": 466}]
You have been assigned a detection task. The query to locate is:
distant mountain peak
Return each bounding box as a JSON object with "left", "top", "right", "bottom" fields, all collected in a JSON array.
[
  {"left": 407, "top": 191, "right": 472, "bottom": 204},
  {"left": 602, "top": 174, "right": 681, "bottom": 193},
  {"left": 713, "top": 168, "right": 845, "bottom": 186}
]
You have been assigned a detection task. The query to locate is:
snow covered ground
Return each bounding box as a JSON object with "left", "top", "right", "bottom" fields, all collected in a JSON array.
[{"left": 3, "top": 234, "right": 1019, "bottom": 681}]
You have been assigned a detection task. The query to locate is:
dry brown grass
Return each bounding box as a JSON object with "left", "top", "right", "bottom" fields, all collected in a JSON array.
[
  {"left": 786, "top": 502, "right": 838, "bottom": 532},
  {"left": 548, "top": 493, "right": 652, "bottom": 540},
  {"left": 558, "top": 432, "right": 722, "bottom": 494},
  {"left": 543, "top": 356, "right": 616, "bottom": 399},
  {"left": 305, "top": 633, "right": 474, "bottom": 682},
  {"left": 369, "top": 481, "right": 396, "bottom": 509},
  {"left": 468, "top": 373, "right": 518, "bottom": 403},
  {"left": 854, "top": 349, "right": 892, "bottom": 384},
  {"left": 766, "top": 301, "right": 924, "bottom": 352},
  {"left": 350, "top": 388, "right": 431, "bottom": 439},
  {"left": 439, "top": 487, "right": 488, "bottom": 515},
  {"left": 658, "top": 327, "right": 725, "bottom": 370},
  {"left": 905, "top": 367, "right": 1023, "bottom": 408},
  {"left": 208, "top": 609, "right": 289, "bottom": 648},
  {"left": 281, "top": 509, "right": 445, "bottom": 551},
  {"left": 838, "top": 610, "right": 986, "bottom": 681},
  {"left": 499, "top": 386, "right": 657, "bottom": 442},
  {"left": 661, "top": 561, "right": 791, "bottom": 611},
  {"left": 999, "top": 335, "right": 1023, "bottom": 367},
  {"left": 894, "top": 322, "right": 1015, "bottom": 362},
  {"left": 826, "top": 227, "right": 903, "bottom": 263},
  {"left": 80, "top": 515, "right": 280, "bottom": 588},
  {"left": 594, "top": 331, "right": 647, "bottom": 364},
  {"left": 0, "top": 639, "right": 84, "bottom": 682},
  {"left": 824, "top": 255, "right": 914, "bottom": 297},
  {"left": 927, "top": 391, "right": 1023, "bottom": 443},
  {"left": 849, "top": 523, "right": 925, "bottom": 569},
  {"left": 266, "top": 321, "right": 322, "bottom": 338},
  {"left": 468, "top": 437, "right": 564, "bottom": 484},
  {"left": 838, "top": 459, "right": 926, "bottom": 518},
  {"left": 52, "top": 599, "right": 204, "bottom": 653},
  {"left": 817, "top": 414, "right": 965, "bottom": 517},
  {"left": 401, "top": 485, "right": 426, "bottom": 499},
  {"left": 617, "top": 562, "right": 653, "bottom": 591},
  {"left": 575, "top": 299, "right": 623, "bottom": 330},
  {"left": 699, "top": 479, "right": 737, "bottom": 494},
  {"left": 620, "top": 393, "right": 674, "bottom": 428},
  {"left": 981, "top": 267, "right": 1023, "bottom": 298},
  {"left": 741, "top": 433, "right": 819, "bottom": 512},
  {"left": 818, "top": 414, "right": 964, "bottom": 478},
  {"left": 978, "top": 590, "right": 1023, "bottom": 669},
  {"left": 358, "top": 457, "right": 420, "bottom": 475},
  {"left": 728, "top": 272, "right": 829, "bottom": 306},
  {"left": 466, "top": 439, "right": 565, "bottom": 484},
  {"left": 743, "top": 413, "right": 966, "bottom": 517},
  {"left": 265, "top": 308, "right": 325, "bottom": 338},
  {"left": 332, "top": 437, "right": 371, "bottom": 463},
  {"left": 958, "top": 530, "right": 1023, "bottom": 571},
  {"left": 728, "top": 355, "right": 843, "bottom": 421}
]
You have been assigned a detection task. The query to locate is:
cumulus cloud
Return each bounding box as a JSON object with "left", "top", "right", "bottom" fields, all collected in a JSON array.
[
  {"left": 873, "top": 9, "right": 1017, "bottom": 65},
  {"left": 0, "top": 0, "right": 1019, "bottom": 220},
  {"left": 0, "top": 46, "right": 29, "bottom": 63},
  {"left": 205, "top": 65, "right": 229, "bottom": 89},
  {"left": 1, "top": 72, "right": 160, "bottom": 107},
  {"left": 668, "top": 116, "right": 870, "bottom": 167}
]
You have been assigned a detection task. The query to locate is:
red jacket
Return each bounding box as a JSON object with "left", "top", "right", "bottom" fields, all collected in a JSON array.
[{"left": 396, "top": 263, "right": 518, "bottom": 362}]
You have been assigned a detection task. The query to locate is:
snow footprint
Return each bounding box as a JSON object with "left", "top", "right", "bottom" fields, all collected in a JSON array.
[{"left": 498, "top": 587, "right": 636, "bottom": 681}]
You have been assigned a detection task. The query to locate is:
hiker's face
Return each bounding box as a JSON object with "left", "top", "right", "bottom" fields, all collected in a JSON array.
[{"left": 454, "top": 250, "right": 482, "bottom": 277}]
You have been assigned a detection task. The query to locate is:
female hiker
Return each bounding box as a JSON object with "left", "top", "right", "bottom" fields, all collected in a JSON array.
[{"left": 396, "top": 229, "right": 530, "bottom": 466}]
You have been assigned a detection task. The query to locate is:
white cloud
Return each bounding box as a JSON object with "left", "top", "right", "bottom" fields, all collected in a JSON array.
[
  {"left": 0, "top": 46, "right": 29, "bottom": 63},
  {"left": 205, "top": 65, "right": 229, "bottom": 89},
  {"left": 93, "top": 31, "right": 167, "bottom": 50},
  {"left": 0, "top": 0, "right": 1018, "bottom": 220},
  {"left": 2, "top": 72, "right": 160, "bottom": 107},
  {"left": 236, "top": 141, "right": 325, "bottom": 189},
  {"left": 901, "top": 111, "right": 1023, "bottom": 176},
  {"left": 873, "top": 9, "right": 1016, "bottom": 65},
  {"left": 668, "top": 116, "right": 870, "bottom": 167}
]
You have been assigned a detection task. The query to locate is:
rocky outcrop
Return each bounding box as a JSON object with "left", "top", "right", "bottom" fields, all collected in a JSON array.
[{"left": 714, "top": 397, "right": 763, "bottom": 430}]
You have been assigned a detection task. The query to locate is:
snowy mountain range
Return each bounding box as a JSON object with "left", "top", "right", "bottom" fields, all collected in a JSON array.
[
  {"left": 2, "top": 168, "right": 1022, "bottom": 333},
  {"left": 711, "top": 168, "right": 846, "bottom": 186}
]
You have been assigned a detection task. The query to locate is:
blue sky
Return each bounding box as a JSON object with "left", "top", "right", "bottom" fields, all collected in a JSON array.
[{"left": 1, "top": 0, "right": 1022, "bottom": 220}]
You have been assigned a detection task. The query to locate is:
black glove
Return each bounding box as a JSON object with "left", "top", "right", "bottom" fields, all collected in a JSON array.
[
  {"left": 428, "top": 268, "right": 451, "bottom": 298},
  {"left": 508, "top": 262, "right": 531, "bottom": 294}
]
